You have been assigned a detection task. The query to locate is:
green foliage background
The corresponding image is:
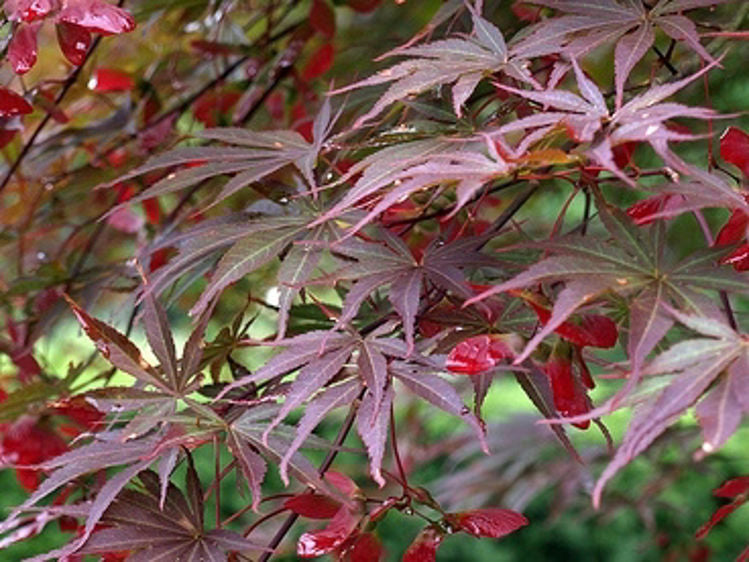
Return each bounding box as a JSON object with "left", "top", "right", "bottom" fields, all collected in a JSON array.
[{"left": 1, "top": 1, "right": 748, "bottom": 560}]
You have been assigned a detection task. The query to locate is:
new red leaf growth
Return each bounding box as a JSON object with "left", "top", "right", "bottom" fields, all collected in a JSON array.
[
  {"left": 544, "top": 344, "right": 592, "bottom": 430},
  {"left": 0, "top": 87, "right": 33, "bottom": 117},
  {"left": 90, "top": 68, "right": 134, "bottom": 92},
  {"left": 720, "top": 127, "right": 749, "bottom": 177},
  {"left": 446, "top": 334, "right": 520, "bottom": 375},
  {"left": 56, "top": 21, "right": 91, "bottom": 65},
  {"left": 452, "top": 508, "right": 529, "bottom": 538},
  {"left": 284, "top": 493, "right": 342, "bottom": 519},
  {"left": 403, "top": 526, "right": 444, "bottom": 562},
  {"left": 517, "top": 291, "right": 618, "bottom": 349}
]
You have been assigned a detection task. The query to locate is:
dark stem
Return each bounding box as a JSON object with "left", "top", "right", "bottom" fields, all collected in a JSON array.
[
  {"left": 581, "top": 188, "right": 591, "bottom": 236},
  {"left": 482, "top": 181, "right": 541, "bottom": 245},
  {"left": 719, "top": 291, "right": 738, "bottom": 331},
  {"left": 652, "top": 44, "right": 678, "bottom": 76},
  {"left": 215, "top": 435, "right": 222, "bottom": 529},
  {"left": 390, "top": 404, "right": 409, "bottom": 491}
]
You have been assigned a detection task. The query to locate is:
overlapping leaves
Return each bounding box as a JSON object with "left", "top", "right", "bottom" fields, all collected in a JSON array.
[
  {"left": 470, "top": 194, "right": 747, "bottom": 401},
  {"left": 593, "top": 309, "right": 749, "bottom": 506},
  {"left": 331, "top": 11, "right": 533, "bottom": 127},
  {"left": 107, "top": 97, "right": 335, "bottom": 208},
  {"left": 77, "top": 465, "right": 268, "bottom": 560},
  {"left": 217, "top": 323, "right": 487, "bottom": 487},
  {"left": 513, "top": 0, "right": 724, "bottom": 106},
  {"left": 491, "top": 58, "right": 721, "bottom": 183}
]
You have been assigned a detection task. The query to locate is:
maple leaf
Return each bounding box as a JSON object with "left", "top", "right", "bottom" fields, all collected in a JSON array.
[
  {"left": 310, "top": 0, "right": 336, "bottom": 39},
  {"left": 224, "top": 401, "right": 339, "bottom": 501},
  {"left": 514, "top": 0, "right": 724, "bottom": 106},
  {"left": 339, "top": 532, "right": 386, "bottom": 562},
  {"left": 593, "top": 309, "right": 749, "bottom": 507},
  {"left": 107, "top": 97, "right": 336, "bottom": 208},
  {"left": 311, "top": 135, "right": 513, "bottom": 232},
  {"left": 62, "top": 290, "right": 219, "bottom": 450},
  {"left": 492, "top": 58, "right": 721, "bottom": 184},
  {"left": 445, "top": 333, "right": 522, "bottom": 375},
  {"left": 294, "top": 471, "right": 366, "bottom": 558},
  {"left": 297, "top": 505, "right": 360, "bottom": 558},
  {"left": 3, "top": 0, "right": 56, "bottom": 22},
  {"left": 330, "top": 12, "right": 533, "bottom": 127},
  {"left": 138, "top": 212, "right": 303, "bottom": 307},
  {"left": 721, "top": 126, "right": 749, "bottom": 177},
  {"left": 284, "top": 492, "right": 342, "bottom": 519},
  {"left": 542, "top": 342, "right": 592, "bottom": 429},
  {"left": 0, "top": 432, "right": 164, "bottom": 561},
  {"left": 77, "top": 466, "right": 269, "bottom": 560},
  {"left": 56, "top": 0, "right": 135, "bottom": 35},
  {"left": 625, "top": 171, "right": 749, "bottom": 227},
  {"left": 469, "top": 195, "right": 747, "bottom": 406},
  {"left": 303, "top": 42, "right": 335, "bottom": 82},
  {"left": 56, "top": 21, "right": 91, "bottom": 65},
  {"left": 391, "top": 360, "right": 489, "bottom": 452},
  {"left": 217, "top": 324, "right": 486, "bottom": 486},
  {"left": 322, "top": 227, "right": 497, "bottom": 351},
  {"left": 8, "top": 22, "right": 40, "bottom": 74},
  {"left": 90, "top": 68, "right": 134, "bottom": 92}
]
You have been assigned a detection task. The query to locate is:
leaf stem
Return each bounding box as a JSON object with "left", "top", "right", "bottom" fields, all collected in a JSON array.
[{"left": 390, "top": 404, "right": 409, "bottom": 492}]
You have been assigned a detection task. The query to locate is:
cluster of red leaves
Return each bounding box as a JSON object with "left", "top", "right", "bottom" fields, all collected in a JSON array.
[
  {"left": 284, "top": 471, "right": 527, "bottom": 561},
  {"left": 4, "top": 0, "right": 135, "bottom": 73},
  {"left": 695, "top": 476, "right": 749, "bottom": 560},
  {"left": 0, "top": 395, "right": 103, "bottom": 491},
  {"left": 194, "top": 90, "right": 242, "bottom": 128},
  {"left": 445, "top": 334, "right": 519, "bottom": 375},
  {"left": 627, "top": 126, "right": 749, "bottom": 270},
  {"left": 403, "top": 510, "right": 528, "bottom": 562},
  {"left": 447, "top": 290, "right": 616, "bottom": 429},
  {"left": 715, "top": 128, "right": 749, "bottom": 270},
  {"left": 284, "top": 471, "right": 386, "bottom": 560}
]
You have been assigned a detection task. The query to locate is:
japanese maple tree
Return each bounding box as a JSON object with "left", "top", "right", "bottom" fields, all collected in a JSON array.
[{"left": 0, "top": 1, "right": 748, "bottom": 560}]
